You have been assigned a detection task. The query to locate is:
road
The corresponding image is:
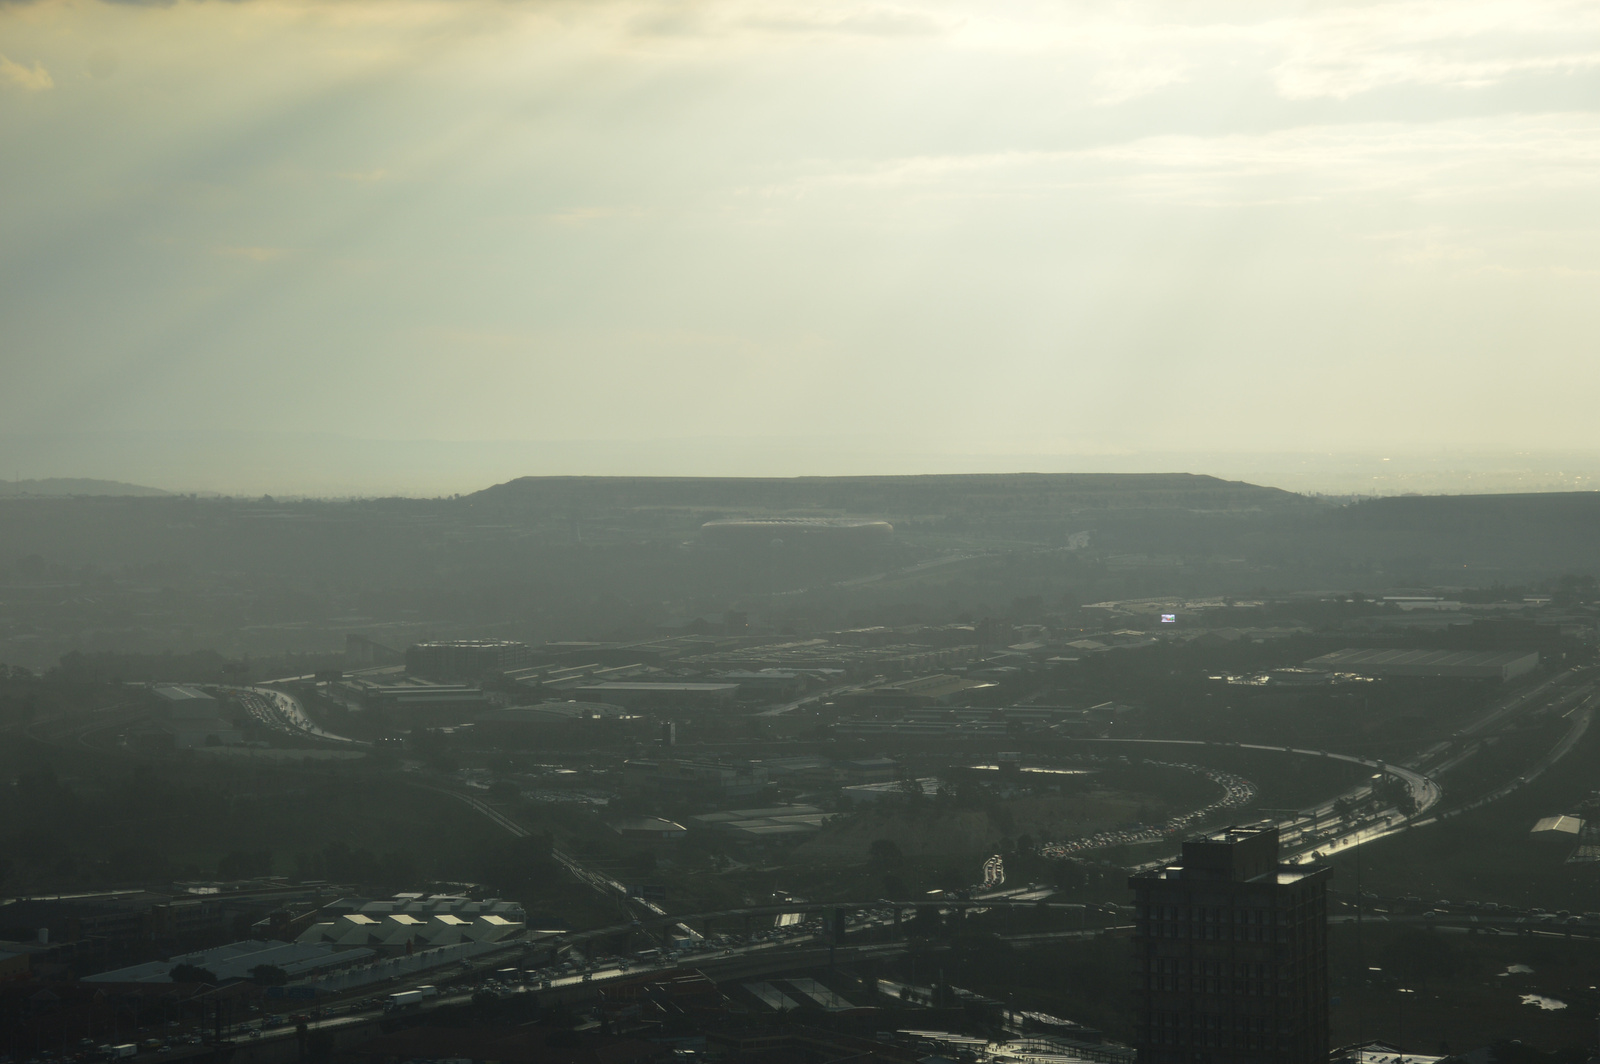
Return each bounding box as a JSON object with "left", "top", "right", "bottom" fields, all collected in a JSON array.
[
  {"left": 217, "top": 905, "right": 1140, "bottom": 1053},
  {"left": 1071, "top": 738, "right": 1440, "bottom": 866},
  {"left": 229, "top": 686, "right": 367, "bottom": 745},
  {"left": 1081, "top": 667, "right": 1597, "bottom": 866}
]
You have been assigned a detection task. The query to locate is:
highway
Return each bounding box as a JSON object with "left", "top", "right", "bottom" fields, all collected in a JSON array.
[
  {"left": 1083, "top": 667, "right": 1598, "bottom": 867},
  {"left": 229, "top": 686, "right": 368, "bottom": 746},
  {"left": 1070, "top": 738, "right": 1440, "bottom": 867}
]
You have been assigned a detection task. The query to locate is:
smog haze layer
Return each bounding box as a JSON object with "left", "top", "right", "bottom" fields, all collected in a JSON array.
[{"left": 4, "top": 0, "right": 1599, "bottom": 495}]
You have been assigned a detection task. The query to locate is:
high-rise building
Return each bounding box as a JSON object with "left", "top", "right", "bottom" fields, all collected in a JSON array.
[{"left": 1129, "top": 823, "right": 1329, "bottom": 1064}]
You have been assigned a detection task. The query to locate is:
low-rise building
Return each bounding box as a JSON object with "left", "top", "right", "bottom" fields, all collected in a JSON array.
[
  {"left": 611, "top": 817, "right": 689, "bottom": 847},
  {"left": 469, "top": 701, "right": 648, "bottom": 747},
  {"left": 150, "top": 685, "right": 243, "bottom": 748},
  {"left": 622, "top": 758, "right": 770, "bottom": 803},
  {"left": 1304, "top": 648, "right": 1539, "bottom": 682},
  {"left": 83, "top": 938, "right": 374, "bottom": 984},
  {"left": 569, "top": 681, "right": 741, "bottom": 712},
  {"left": 688, "top": 805, "right": 830, "bottom": 842},
  {"left": 1532, "top": 815, "right": 1585, "bottom": 843}
]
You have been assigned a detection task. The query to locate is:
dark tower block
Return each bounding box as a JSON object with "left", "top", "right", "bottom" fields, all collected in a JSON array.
[{"left": 1129, "top": 823, "right": 1329, "bottom": 1064}]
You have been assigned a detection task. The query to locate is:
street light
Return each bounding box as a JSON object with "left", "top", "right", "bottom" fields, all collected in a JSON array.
[{"left": 1396, "top": 987, "right": 1415, "bottom": 1063}]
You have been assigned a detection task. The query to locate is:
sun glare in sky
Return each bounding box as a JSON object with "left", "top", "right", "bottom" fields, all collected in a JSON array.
[{"left": 3, "top": 0, "right": 1599, "bottom": 492}]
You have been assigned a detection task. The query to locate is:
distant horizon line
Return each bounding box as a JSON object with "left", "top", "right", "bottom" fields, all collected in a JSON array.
[{"left": 5, "top": 468, "right": 1600, "bottom": 504}]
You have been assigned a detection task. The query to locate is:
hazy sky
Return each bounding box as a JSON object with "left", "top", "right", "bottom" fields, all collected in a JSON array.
[{"left": 3, "top": 0, "right": 1600, "bottom": 493}]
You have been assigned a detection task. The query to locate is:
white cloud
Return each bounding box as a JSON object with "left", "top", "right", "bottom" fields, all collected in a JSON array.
[
  {"left": 1266, "top": 0, "right": 1600, "bottom": 99},
  {"left": 761, "top": 112, "right": 1600, "bottom": 208},
  {"left": 0, "top": 53, "right": 53, "bottom": 92}
]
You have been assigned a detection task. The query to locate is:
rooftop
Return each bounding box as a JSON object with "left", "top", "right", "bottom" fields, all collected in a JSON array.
[
  {"left": 1307, "top": 648, "right": 1538, "bottom": 669},
  {"left": 152, "top": 685, "right": 214, "bottom": 702},
  {"left": 83, "top": 939, "right": 373, "bottom": 984}
]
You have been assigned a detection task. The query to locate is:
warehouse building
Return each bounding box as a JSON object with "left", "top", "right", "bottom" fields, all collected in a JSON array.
[
  {"left": 469, "top": 701, "right": 647, "bottom": 747},
  {"left": 688, "top": 805, "right": 830, "bottom": 842},
  {"left": 150, "top": 685, "right": 243, "bottom": 748},
  {"left": 83, "top": 939, "right": 374, "bottom": 984},
  {"left": 570, "top": 681, "right": 740, "bottom": 712},
  {"left": 622, "top": 758, "right": 770, "bottom": 802},
  {"left": 610, "top": 817, "right": 690, "bottom": 847},
  {"left": 406, "top": 640, "right": 531, "bottom": 682},
  {"left": 1531, "top": 815, "right": 1585, "bottom": 843},
  {"left": 297, "top": 895, "right": 524, "bottom": 951},
  {"left": 1304, "top": 648, "right": 1538, "bottom": 682}
]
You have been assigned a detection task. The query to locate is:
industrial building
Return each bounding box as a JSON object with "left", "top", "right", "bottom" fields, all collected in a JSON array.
[
  {"left": 83, "top": 939, "right": 373, "bottom": 984},
  {"left": 150, "top": 685, "right": 243, "bottom": 748},
  {"left": 840, "top": 779, "right": 940, "bottom": 803},
  {"left": 622, "top": 759, "right": 770, "bottom": 803},
  {"left": 1303, "top": 648, "right": 1538, "bottom": 682},
  {"left": 297, "top": 895, "right": 525, "bottom": 951},
  {"left": 610, "top": 816, "right": 690, "bottom": 847},
  {"left": 333, "top": 677, "right": 489, "bottom": 726},
  {"left": 468, "top": 701, "right": 647, "bottom": 747},
  {"left": 688, "top": 805, "right": 830, "bottom": 842},
  {"left": 760, "top": 757, "right": 901, "bottom": 788},
  {"left": 717, "top": 669, "right": 809, "bottom": 700},
  {"left": 570, "top": 681, "right": 741, "bottom": 712},
  {"left": 1129, "top": 824, "right": 1329, "bottom": 1064},
  {"left": 833, "top": 673, "right": 994, "bottom": 712},
  {"left": 1531, "top": 815, "right": 1585, "bottom": 843},
  {"left": 405, "top": 640, "right": 532, "bottom": 681}
]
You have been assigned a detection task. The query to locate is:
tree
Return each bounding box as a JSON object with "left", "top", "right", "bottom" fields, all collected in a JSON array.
[
  {"left": 868, "top": 839, "right": 903, "bottom": 867},
  {"left": 169, "top": 964, "right": 219, "bottom": 984},
  {"left": 218, "top": 850, "right": 273, "bottom": 879},
  {"left": 305, "top": 1029, "right": 335, "bottom": 1064},
  {"left": 250, "top": 964, "right": 289, "bottom": 986}
]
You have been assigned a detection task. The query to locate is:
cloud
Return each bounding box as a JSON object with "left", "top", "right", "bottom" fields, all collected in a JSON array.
[
  {"left": 759, "top": 112, "right": 1600, "bottom": 209},
  {"left": 629, "top": 2, "right": 943, "bottom": 40},
  {"left": 0, "top": 53, "right": 53, "bottom": 92},
  {"left": 1267, "top": 0, "right": 1600, "bottom": 99},
  {"left": 741, "top": 7, "right": 942, "bottom": 38},
  {"left": 1090, "top": 60, "right": 1189, "bottom": 105}
]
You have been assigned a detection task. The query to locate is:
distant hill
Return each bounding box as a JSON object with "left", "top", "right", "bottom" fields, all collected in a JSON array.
[
  {"left": 0, "top": 478, "right": 171, "bottom": 498},
  {"left": 470, "top": 472, "right": 1313, "bottom": 516}
]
